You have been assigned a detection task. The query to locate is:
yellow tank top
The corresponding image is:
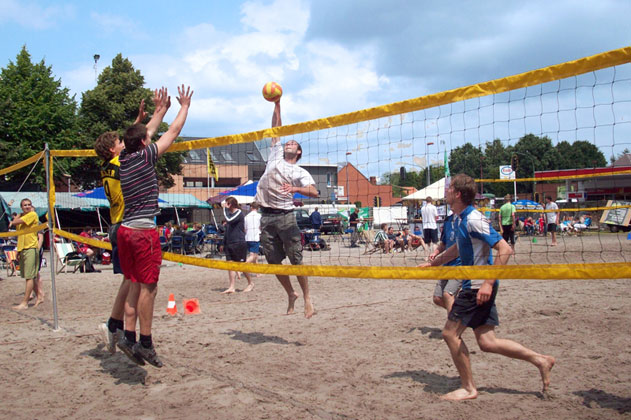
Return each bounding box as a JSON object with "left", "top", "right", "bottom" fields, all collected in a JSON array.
[{"left": 101, "top": 156, "right": 124, "bottom": 224}]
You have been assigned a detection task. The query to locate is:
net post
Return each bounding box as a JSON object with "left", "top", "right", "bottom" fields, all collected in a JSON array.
[{"left": 45, "top": 143, "right": 60, "bottom": 331}]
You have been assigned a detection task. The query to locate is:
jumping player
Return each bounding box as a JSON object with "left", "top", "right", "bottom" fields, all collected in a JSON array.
[
  {"left": 254, "top": 100, "right": 319, "bottom": 318},
  {"left": 116, "top": 85, "right": 193, "bottom": 367},
  {"left": 95, "top": 88, "right": 170, "bottom": 354}
]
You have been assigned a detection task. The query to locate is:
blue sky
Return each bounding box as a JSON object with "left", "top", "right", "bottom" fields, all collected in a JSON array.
[{"left": 1, "top": 0, "right": 630, "bottom": 169}]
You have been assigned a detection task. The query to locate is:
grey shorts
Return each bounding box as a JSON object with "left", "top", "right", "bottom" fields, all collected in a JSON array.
[
  {"left": 448, "top": 284, "right": 499, "bottom": 330},
  {"left": 434, "top": 279, "right": 462, "bottom": 297},
  {"left": 260, "top": 212, "right": 303, "bottom": 265}
]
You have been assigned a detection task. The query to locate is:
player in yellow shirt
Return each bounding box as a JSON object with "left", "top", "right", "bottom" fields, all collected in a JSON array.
[{"left": 9, "top": 198, "right": 42, "bottom": 309}]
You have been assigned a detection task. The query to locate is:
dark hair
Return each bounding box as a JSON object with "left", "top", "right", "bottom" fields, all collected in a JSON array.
[
  {"left": 94, "top": 131, "right": 119, "bottom": 161},
  {"left": 250, "top": 202, "right": 260, "bottom": 210},
  {"left": 123, "top": 123, "right": 148, "bottom": 153},
  {"left": 450, "top": 174, "right": 477, "bottom": 206},
  {"left": 380, "top": 223, "right": 387, "bottom": 230},
  {"left": 225, "top": 196, "right": 241, "bottom": 210},
  {"left": 546, "top": 195, "right": 553, "bottom": 201}
]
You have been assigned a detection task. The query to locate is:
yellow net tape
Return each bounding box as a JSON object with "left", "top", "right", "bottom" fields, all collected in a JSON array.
[
  {"left": 0, "top": 223, "right": 47, "bottom": 238},
  {"left": 0, "top": 151, "right": 45, "bottom": 176},
  {"left": 46, "top": 46, "right": 631, "bottom": 158}
]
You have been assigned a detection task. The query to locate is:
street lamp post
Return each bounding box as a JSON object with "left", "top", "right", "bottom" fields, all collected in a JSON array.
[
  {"left": 513, "top": 151, "right": 536, "bottom": 200},
  {"left": 345, "top": 152, "right": 352, "bottom": 206},
  {"left": 426, "top": 142, "right": 434, "bottom": 187}
]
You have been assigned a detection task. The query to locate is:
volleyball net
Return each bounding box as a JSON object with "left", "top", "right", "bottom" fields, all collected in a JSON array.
[{"left": 2, "top": 47, "right": 631, "bottom": 280}]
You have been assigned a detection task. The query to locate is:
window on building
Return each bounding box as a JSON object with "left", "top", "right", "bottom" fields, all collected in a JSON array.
[
  {"left": 326, "top": 173, "right": 332, "bottom": 187},
  {"left": 221, "top": 151, "right": 234, "bottom": 162},
  {"left": 246, "top": 151, "right": 257, "bottom": 162}
]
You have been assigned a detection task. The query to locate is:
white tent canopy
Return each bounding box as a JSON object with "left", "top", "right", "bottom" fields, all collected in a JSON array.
[{"left": 402, "top": 178, "right": 446, "bottom": 201}]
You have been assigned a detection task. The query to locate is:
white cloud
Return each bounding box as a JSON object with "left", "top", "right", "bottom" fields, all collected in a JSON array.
[
  {"left": 0, "top": 0, "right": 74, "bottom": 29},
  {"left": 62, "top": 64, "right": 97, "bottom": 100},
  {"left": 90, "top": 12, "right": 150, "bottom": 40},
  {"left": 240, "top": 0, "right": 309, "bottom": 34}
]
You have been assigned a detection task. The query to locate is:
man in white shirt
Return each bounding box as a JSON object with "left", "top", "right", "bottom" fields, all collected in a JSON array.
[
  {"left": 254, "top": 100, "right": 319, "bottom": 318},
  {"left": 244, "top": 202, "right": 262, "bottom": 284},
  {"left": 544, "top": 196, "right": 560, "bottom": 246},
  {"left": 421, "top": 196, "right": 439, "bottom": 253}
]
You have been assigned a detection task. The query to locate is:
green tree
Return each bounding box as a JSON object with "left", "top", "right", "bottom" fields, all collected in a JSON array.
[
  {"left": 480, "top": 139, "right": 512, "bottom": 198},
  {"left": 0, "top": 46, "right": 79, "bottom": 188},
  {"left": 554, "top": 140, "right": 606, "bottom": 169},
  {"left": 78, "top": 54, "right": 184, "bottom": 188},
  {"left": 448, "top": 142, "right": 483, "bottom": 181}
]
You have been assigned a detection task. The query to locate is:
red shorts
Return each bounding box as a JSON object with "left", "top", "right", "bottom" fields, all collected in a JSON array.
[{"left": 117, "top": 225, "right": 162, "bottom": 284}]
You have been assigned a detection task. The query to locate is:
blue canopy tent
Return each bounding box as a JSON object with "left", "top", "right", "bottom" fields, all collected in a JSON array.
[
  {"left": 514, "top": 199, "right": 544, "bottom": 210},
  {"left": 216, "top": 181, "right": 310, "bottom": 201}
]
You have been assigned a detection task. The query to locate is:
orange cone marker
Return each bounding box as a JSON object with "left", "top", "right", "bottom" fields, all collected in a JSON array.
[
  {"left": 166, "top": 293, "right": 177, "bottom": 315},
  {"left": 183, "top": 298, "right": 200, "bottom": 315}
]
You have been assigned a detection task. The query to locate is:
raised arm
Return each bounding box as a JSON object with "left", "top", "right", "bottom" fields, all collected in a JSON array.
[
  {"left": 146, "top": 87, "right": 171, "bottom": 139},
  {"left": 155, "top": 85, "right": 193, "bottom": 157},
  {"left": 271, "top": 101, "right": 281, "bottom": 146}
]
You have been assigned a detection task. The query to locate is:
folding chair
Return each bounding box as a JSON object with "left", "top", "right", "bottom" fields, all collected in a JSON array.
[
  {"left": 55, "top": 242, "right": 86, "bottom": 274},
  {"left": 4, "top": 249, "right": 19, "bottom": 277},
  {"left": 169, "top": 235, "right": 184, "bottom": 254}
]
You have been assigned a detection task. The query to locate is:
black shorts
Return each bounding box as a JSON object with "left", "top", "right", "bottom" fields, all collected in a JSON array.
[
  {"left": 423, "top": 228, "right": 438, "bottom": 244},
  {"left": 501, "top": 224, "right": 515, "bottom": 245},
  {"left": 448, "top": 284, "right": 499, "bottom": 329},
  {"left": 547, "top": 223, "right": 557, "bottom": 233},
  {"left": 225, "top": 242, "right": 248, "bottom": 262}
]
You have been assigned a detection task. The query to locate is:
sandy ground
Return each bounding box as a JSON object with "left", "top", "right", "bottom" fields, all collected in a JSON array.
[{"left": 0, "top": 232, "right": 630, "bottom": 419}]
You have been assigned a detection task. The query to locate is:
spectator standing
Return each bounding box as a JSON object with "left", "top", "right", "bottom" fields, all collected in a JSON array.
[
  {"left": 544, "top": 196, "right": 560, "bottom": 246},
  {"left": 499, "top": 194, "right": 516, "bottom": 249},
  {"left": 421, "top": 196, "right": 439, "bottom": 254}
]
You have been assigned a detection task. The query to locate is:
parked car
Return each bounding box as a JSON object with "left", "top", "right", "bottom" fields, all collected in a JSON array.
[
  {"left": 320, "top": 213, "right": 343, "bottom": 234},
  {"left": 294, "top": 209, "right": 312, "bottom": 231}
]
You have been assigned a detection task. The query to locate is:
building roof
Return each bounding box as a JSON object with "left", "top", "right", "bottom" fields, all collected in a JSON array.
[{"left": 612, "top": 153, "right": 631, "bottom": 167}]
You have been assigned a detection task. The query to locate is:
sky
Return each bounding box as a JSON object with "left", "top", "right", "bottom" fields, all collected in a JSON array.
[{"left": 1, "top": 0, "right": 631, "bottom": 170}]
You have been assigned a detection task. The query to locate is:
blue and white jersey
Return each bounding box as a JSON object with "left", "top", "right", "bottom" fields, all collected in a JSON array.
[
  {"left": 441, "top": 213, "right": 461, "bottom": 267},
  {"left": 455, "top": 205, "right": 502, "bottom": 290}
]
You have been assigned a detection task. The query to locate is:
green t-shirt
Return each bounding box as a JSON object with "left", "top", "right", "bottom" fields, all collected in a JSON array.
[{"left": 499, "top": 203, "right": 516, "bottom": 226}]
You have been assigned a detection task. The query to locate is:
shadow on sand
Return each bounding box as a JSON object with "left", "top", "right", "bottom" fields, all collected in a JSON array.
[
  {"left": 81, "top": 346, "right": 147, "bottom": 385},
  {"left": 223, "top": 329, "right": 303, "bottom": 346},
  {"left": 574, "top": 389, "right": 631, "bottom": 414}
]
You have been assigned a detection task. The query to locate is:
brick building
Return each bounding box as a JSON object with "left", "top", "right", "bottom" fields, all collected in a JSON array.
[{"left": 338, "top": 163, "right": 395, "bottom": 207}]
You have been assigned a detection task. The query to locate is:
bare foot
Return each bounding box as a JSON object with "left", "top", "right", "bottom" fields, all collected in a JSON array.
[
  {"left": 304, "top": 299, "right": 315, "bottom": 319},
  {"left": 243, "top": 284, "right": 254, "bottom": 293},
  {"left": 537, "top": 354, "right": 555, "bottom": 392},
  {"left": 221, "top": 288, "right": 236, "bottom": 294},
  {"left": 440, "top": 388, "right": 478, "bottom": 401},
  {"left": 13, "top": 303, "right": 28, "bottom": 310},
  {"left": 34, "top": 298, "right": 44, "bottom": 308},
  {"left": 286, "top": 292, "right": 299, "bottom": 315}
]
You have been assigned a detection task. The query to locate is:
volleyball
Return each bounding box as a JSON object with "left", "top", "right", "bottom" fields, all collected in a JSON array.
[{"left": 262, "top": 82, "right": 283, "bottom": 102}]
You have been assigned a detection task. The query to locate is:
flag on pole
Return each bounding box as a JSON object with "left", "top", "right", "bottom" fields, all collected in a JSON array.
[
  {"left": 207, "top": 148, "right": 218, "bottom": 181},
  {"left": 444, "top": 149, "right": 450, "bottom": 198}
]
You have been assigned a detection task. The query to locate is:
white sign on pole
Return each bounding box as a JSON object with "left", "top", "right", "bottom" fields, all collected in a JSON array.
[{"left": 499, "top": 165, "right": 515, "bottom": 180}]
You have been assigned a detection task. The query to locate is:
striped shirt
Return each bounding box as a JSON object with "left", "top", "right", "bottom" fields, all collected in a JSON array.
[{"left": 119, "top": 142, "right": 160, "bottom": 222}]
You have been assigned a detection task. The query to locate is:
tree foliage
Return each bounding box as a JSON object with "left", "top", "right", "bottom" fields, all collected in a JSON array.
[
  {"left": 0, "top": 46, "right": 79, "bottom": 188},
  {"left": 78, "top": 54, "right": 184, "bottom": 188},
  {"left": 382, "top": 133, "right": 608, "bottom": 199}
]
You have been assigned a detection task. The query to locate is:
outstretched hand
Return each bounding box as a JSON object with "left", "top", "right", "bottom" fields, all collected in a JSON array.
[
  {"left": 177, "top": 85, "right": 193, "bottom": 107},
  {"left": 135, "top": 99, "right": 147, "bottom": 124},
  {"left": 154, "top": 87, "right": 171, "bottom": 114}
]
